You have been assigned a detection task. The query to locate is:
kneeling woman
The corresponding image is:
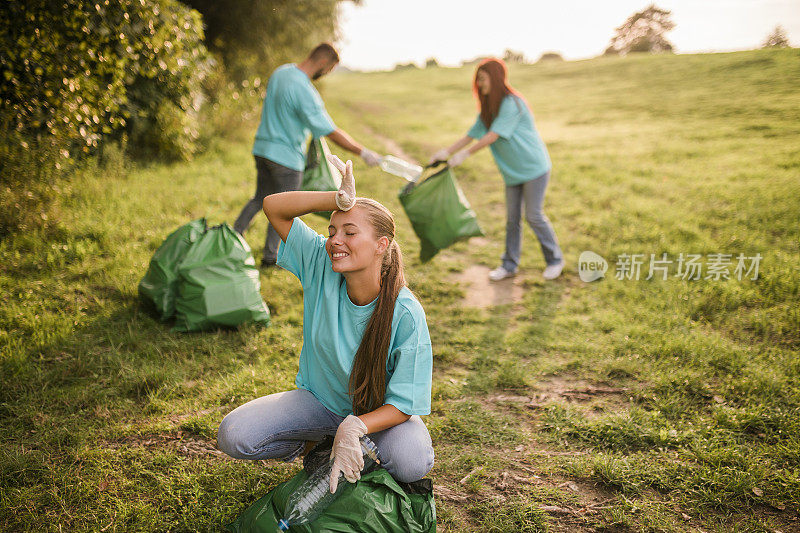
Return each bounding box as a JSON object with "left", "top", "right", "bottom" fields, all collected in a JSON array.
[{"left": 217, "top": 156, "right": 434, "bottom": 491}]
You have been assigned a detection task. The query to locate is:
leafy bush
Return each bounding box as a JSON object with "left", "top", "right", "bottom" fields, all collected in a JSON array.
[
  {"left": 197, "top": 62, "right": 265, "bottom": 144},
  {"left": 0, "top": 132, "right": 68, "bottom": 236},
  {"left": 182, "top": 1, "right": 348, "bottom": 144},
  {"left": 0, "top": 0, "right": 210, "bottom": 160}
]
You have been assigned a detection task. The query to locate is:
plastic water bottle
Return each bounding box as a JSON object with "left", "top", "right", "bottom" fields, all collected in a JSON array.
[
  {"left": 277, "top": 436, "right": 381, "bottom": 531},
  {"left": 380, "top": 155, "right": 423, "bottom": 182}
]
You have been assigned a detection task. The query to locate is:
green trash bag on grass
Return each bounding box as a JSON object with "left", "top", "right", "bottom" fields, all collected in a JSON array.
[
  {"left": 225, "top": 441, "right": 436, "bottom": 533},
  {"left": 173, "top": 223, "right": 270, "bottom": 332},
  {"left": 302, "top": 137, "right": 341, "bottom": 219},
  {"left": 398, "top": 163, "right": 483, "bottom": 262},
  {"left": 138, "top": 218, "right": 207, "bottom": 321}
]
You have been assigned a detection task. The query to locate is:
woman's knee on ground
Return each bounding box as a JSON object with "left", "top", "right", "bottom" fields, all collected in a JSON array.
[
  {"left": 216, "top": 411, "right": 293, "bottom": 460},
  {"left": 216, "top": 413, "right": 253, "bottom": 459},
  {"left": 381, "top": 441, "right": 435, "bottom": 483}
]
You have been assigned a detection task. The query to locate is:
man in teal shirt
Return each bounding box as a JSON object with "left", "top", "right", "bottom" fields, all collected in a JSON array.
[{"left": 234, "top": 43, "right": 382, "bottom": 266}]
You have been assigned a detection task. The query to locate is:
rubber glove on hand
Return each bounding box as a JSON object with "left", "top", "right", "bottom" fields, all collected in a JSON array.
[
  {"left": 360, "top": 148, "right": 381, "bottom": 167},
  {"left": 327, "top": 154, "right": 357, "bottom": 211},
  {"left": 329, "top": 414, "right": 368, "bottom": 493},
  {"left": 429, "top": 149, "right": 450, "bottom": 165},
  {"left": 448, "top": 149, "right": 470, "bottom": 168}
]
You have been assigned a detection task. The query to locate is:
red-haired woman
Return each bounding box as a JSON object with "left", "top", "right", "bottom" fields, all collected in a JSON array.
[
  {"left": 431, "top": 58, "right": 564, "bottom": 281},
  {"left": 217, "top": 155, "right": 434, "bottom": 492}
]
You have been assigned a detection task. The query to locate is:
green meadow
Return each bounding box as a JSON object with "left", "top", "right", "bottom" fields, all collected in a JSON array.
[{"left": 2, "top": 48, "right": 799, "bottom": 532}]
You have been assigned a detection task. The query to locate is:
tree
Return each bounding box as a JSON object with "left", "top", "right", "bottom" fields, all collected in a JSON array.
[
  {"left": 461, "top": 56, "right": 487, "bottom": 67},
  {"left": 604, "top": 4, "right": 675, "bottom": 56},
  {"left": 537, "top": 52, "right": 564, "bottom": 63},
  {"left": 393, "top": 62, "right": 418, "bottom": 71},
  {"left": 762, "top": 25, "right": 790, "bottom": 48},
  {"left": 503, "top": 49, "right": 526, "bottom": 63},
  {"left": 425, "top": 57, "right": 439, "bottom": 68},
  {"left": 182, "top": 0, "right": 356, "bottom": 80}
]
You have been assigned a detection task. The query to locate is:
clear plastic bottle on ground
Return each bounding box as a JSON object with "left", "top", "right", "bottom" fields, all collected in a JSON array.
[
  {"left": 379, "top": 155, "right": 423, "bottom": 182},
  {"left": 277, "top": 436, "right": 381, "bottom": 531}
]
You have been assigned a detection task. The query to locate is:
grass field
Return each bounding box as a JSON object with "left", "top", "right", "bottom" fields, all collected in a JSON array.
[{"left": 2, "top": 48, "right": 799, "bottom": 532}]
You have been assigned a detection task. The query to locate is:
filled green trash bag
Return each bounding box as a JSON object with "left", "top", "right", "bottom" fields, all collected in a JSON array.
[
  {"left": 138, "top": 218, "right": 207, "bottom": 321},
  {"left": 398, "top": 163, "right": 483, "bottom": 262},
  {"left": 172, "top": 223, "right": 270, "bottom": 332},
  {"left": 302, "top": 137, "right": 341, "bottom": 219},
  {"left": 226, "top": 449, "right": 436, "bottom": 533}
]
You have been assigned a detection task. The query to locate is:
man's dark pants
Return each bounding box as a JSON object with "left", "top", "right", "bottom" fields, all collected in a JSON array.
[{"left": 234, "top": 155, "right": 302, "bottom": 264}]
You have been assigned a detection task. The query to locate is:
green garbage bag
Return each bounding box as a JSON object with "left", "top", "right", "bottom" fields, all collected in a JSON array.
[
  {"left": 173, "top": 223, "right": 270, "bottom": 332},
  {"left": 226, "top": 467, "right": 436, "bottom": 533},
  {"left": 138, "top": 218, "right": 207, "bottom": 321},
  {"left": 398, "top": 163, "right": 483, "bottom": 262},
  {"left": 302, "top": 137, "right": 341, "bottom": 219}
]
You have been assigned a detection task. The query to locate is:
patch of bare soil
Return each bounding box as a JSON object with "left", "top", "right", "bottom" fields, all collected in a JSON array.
[
  {"left": 478, "top": 375, "right": 632, "bottom": 419},
  {"left": 435, "top": 462, "right": 619, "bottom": 532},
  {"left": 167, "top": 406, "right": 227, "bottom": 425},
  {"left": 104, "top": 431, "right": 231, "bottom": 461},
  {"left": 434, "top": 382, "right": 637, "bottom": 530},
  {"left": 452, "top": 264, "right": 525, "bottom": 308},
  {"left": 530, "top": 375, "right": 633, "bottom": 420},
  {"left": 355, "top": 115, "right": 420, "bottom": 165}
]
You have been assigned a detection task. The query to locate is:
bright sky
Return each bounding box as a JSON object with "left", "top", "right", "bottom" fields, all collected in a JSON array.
[{"left": 336, "top": 0, "right": 800, "bottom": 70}]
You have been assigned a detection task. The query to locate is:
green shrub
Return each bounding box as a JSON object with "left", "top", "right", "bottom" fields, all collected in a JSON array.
[
  {"left": 0, "top": 132, "right": 69, "bottom": 236},
  {"left": 537, "top": 52, "right": 565, "bottom": 63},
  {"left": 183, "top": 0, "right": 341, "bottom": 82},
  {"left": 197, "top": 62, "right": 264, "bottom": 144},
  {"left": 185, "top": 0, "right": 346, "bottom": 143},
  {"left": 0, "top": 0, "right": 209, "bottom": 160}
]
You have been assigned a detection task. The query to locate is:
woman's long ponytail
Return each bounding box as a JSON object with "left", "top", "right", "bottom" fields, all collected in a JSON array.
[{"left": 348, "top": 200, "right": 406, "bottom": 415}]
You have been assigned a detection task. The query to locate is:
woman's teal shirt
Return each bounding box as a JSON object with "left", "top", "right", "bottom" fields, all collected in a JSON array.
[
  {"left": 276, "top": 218, "right": 433, "bottom": 417},
  {"left": 467, "top": 94, "right": 551, "bottom": 185}
]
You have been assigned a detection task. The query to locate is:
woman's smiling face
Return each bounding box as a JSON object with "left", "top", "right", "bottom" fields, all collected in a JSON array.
[{"left": 325, "top": 206, "right": 386, "bottom": 273}]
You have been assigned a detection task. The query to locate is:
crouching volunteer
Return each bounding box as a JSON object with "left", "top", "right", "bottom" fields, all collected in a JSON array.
[{"left": 217, "top": 154, "right": 434, "bottom": 491}]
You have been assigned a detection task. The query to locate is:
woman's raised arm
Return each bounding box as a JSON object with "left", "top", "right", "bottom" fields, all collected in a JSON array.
[
  {"left": 262, "top": 190, "right": 338, "bottom": 242},
  {"left": 262, "top": 154, "right": 356, "bottom": 242}
]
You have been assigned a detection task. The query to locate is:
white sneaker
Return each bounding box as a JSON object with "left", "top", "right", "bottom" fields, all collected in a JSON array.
[
  {"left": 542, "top": 261, "right": 565, "bottom": 280},
  {"left": 488, "top": 266, "right": 516, "bottom": 281}
]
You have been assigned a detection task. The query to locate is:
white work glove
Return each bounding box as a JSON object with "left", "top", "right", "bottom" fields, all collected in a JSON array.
[
  {"left": 429, "top": 148, "right": 450, "bottom": 165},
  {"left": 360, "top": 148, "right": 381, "bottom": 167},
  {"left": 448, "top": 149, "right": 470, "bottom": 168},
  {"left": 327, "top": 154, "right": 357, "bottom": 211},
  {"left": 329, "top": 414, "right": 368, "bottom": 493}
]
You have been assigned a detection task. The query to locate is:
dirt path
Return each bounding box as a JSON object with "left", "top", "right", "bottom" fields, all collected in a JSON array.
[
  {"left": 343, "top": 102, "right": 421, "bottom": 165},
  {"left": 452, "top": 263, "right": 525, "bottom": 308}
]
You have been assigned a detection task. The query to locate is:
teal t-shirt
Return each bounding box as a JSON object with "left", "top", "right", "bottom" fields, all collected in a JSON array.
[
  {"left": 467, "top": 94, "right": 551, "bottom": 185},
  {"left": 276, "top": 218, "right": 433, "bottom": 417},
  {"left": 253, "top": 64, "right": 337, "bottom": 171}
]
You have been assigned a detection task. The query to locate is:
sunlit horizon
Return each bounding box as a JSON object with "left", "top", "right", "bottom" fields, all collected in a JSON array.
[{"left": 335, "top": 0, "right": 799, "bottom": 71}]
